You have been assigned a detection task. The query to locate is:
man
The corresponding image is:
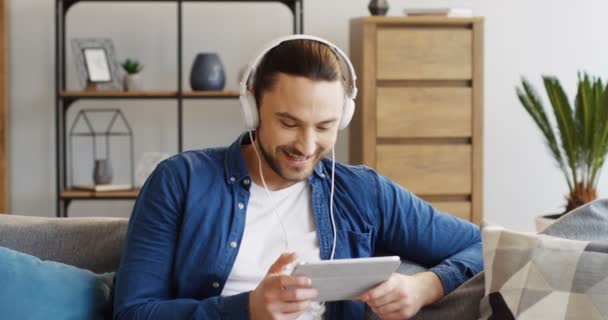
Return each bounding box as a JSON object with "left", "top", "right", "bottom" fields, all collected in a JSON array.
[{"left": 114, "top": 35, "right": 482, "bottom": 320}]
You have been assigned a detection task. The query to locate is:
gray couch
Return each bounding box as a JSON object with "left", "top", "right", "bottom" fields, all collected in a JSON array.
[{"left": 1, "top": 199, "right": 607, "bottom": 319}]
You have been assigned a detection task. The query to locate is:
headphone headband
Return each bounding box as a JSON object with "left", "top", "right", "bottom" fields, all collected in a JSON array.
[
  {"left": 239, "top": 35, "right": 358, "bottom": 130},
  {"left": 240, "top": 35, "right": 358, "bottom": 100}
]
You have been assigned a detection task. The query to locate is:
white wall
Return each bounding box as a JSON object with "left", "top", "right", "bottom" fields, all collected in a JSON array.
[{"left": 9, "top": 0, "right": 608, "bottom": 230}]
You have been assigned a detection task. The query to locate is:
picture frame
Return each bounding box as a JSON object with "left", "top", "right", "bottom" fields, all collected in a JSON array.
[
  {"left": 82, "top": 47, "right": 111, "bottom": 83},
  {"left": 71, "top": 38, "right": 123, "bottom": 91}
]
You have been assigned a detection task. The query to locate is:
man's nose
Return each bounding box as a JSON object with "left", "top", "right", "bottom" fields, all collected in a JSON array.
[{"left": 296, "top": 129, "right": 316, "bottom": 156}]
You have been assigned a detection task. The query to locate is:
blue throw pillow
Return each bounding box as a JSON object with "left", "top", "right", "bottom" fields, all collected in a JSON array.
[{"left": 0, "top": 245, "right": 113, "bottom": 320}]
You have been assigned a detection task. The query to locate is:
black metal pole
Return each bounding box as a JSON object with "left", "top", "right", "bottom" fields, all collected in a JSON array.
[
  {"left": 177, "top": 0, "right": 183, "bottom": 152},
  {"left": 56, "top": 0, "right": 67, "bottom": 217},
  {"left": 298, "top": 0, "right": 303, "bottom": 34}
]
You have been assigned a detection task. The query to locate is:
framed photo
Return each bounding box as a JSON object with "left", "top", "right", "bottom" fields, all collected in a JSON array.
[
  {"left": 82, "top": 48, "right": 111, "bottom": 82},
  {"left": 71, "top": 38, "right": 122, "bottom": 91}
]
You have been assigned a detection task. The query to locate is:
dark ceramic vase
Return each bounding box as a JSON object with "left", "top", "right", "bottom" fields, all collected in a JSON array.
[
  {"left": 368, "top": 0, "right": 389, "bottom": 16},
  {"left": 190, "top": 53, "right": 226, "bottom": 91},
  {"left": 93, "top": 159, "right": 113, "bottom": 185}
]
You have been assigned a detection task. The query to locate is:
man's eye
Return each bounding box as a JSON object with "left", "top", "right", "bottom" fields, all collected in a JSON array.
[
  {"left": 281, "top": 121, "right": 297, "bottom": 128},
  {"left": 317, "top": 126, "right": 330, "bottom": 131}
]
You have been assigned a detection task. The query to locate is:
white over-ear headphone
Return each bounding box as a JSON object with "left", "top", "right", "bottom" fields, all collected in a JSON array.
[{"left": 239, "top": 34, "right": 358, "bottom": 131}]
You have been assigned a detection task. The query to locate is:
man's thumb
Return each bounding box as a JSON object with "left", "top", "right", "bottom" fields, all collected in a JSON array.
[{"left": 268, "top": 252, "right": 297, "bottom": 274}]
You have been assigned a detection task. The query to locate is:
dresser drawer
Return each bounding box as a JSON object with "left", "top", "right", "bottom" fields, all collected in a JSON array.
[
  {"left": 376, "top": 144, "right": 472, "bottom": 195},
  {"left": 428, "top": 200, "right": 471, "bottom": 221},
  {"left": 376, "top": 87, "right": 472, "bottom": 138},
  {"left": 376, "top": 27, "right": 472, "bottom": 80}
]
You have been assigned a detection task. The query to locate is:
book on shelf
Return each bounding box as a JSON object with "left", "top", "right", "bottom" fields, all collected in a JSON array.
[
  {"left": 403, "top": 8, "right": 473, "bottom": 17},
  {"left": 72, "top": 184, "right": 133, "bottom": 192}
]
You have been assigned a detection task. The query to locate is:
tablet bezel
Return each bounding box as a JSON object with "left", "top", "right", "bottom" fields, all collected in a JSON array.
[{"left": 290, "top": 256, "right": 401, "bottom": 302}]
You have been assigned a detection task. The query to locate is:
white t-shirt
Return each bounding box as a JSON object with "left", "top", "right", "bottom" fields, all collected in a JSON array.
[{"left": 221, "top": 181, "right": 322, "bottom": 319}]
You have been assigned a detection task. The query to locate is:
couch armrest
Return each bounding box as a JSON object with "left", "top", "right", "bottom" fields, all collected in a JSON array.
[{"left": 0, "top": 214, "right": 128, "bottom": 273}]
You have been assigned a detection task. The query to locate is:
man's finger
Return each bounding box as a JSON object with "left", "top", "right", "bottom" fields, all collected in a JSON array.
[
  {"left": 359, "top": 275, "right": 395, "bottom": 302},
  {"left": 374, "top": 300, "right": 406, "bottom": 316},
  {"left": 277, "top": 275, "right": 312, "bottom": 289},
  {"left": 280, "top": 287, "right": 319, "bottom": 302},
  {"left": 366, "top": 289, "right": 398, "bottom": 308},
  {"left": 275, "top": 300, "right": 312, "bottom": 313},
  {"left": 268, "top": 252, "right": 297, "bottom": 274}
]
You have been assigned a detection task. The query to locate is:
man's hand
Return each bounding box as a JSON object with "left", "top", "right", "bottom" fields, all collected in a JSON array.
[
  {"left": 249, "top": 253, "right": 319, "bottom": 320},
  {"left": 358, "top": 272, "right": 444, "bottom": 320}
]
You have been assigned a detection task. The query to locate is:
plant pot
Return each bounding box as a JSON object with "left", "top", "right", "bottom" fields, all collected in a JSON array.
[
  {"left": 190, "top": 53, "right": 226, "bottom": 91},
  {"left": 534, "top": 213, "right": 561, "bottom": 232},
  {"left": 123, "top": 74, "right": 142, "bottom": 91},
  {"left": 93, "top": 159, "right": 113, "bottom": 185},
  {"left": 368, "top": 0, "right": 389, "bottom": 16}
]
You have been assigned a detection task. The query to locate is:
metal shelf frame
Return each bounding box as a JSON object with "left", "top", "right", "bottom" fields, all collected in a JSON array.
[{"left": 55, "top": 0, "right": 303, "bottom": 216}]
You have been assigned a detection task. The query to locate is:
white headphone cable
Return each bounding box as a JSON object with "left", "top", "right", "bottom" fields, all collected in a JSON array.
[
  {"left": 248, "top": 130, "right": 290, "bottom": 251},
  {"left": 329, "top": 147, "right": 337, "bottom": 260},
  {"left": 248, "top": 131, "right": 335, "bottom": 320}
]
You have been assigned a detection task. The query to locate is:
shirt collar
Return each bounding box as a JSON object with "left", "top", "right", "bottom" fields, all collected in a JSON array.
[{"left": 224, "top": 132, "right": 328, "bottom": 184}]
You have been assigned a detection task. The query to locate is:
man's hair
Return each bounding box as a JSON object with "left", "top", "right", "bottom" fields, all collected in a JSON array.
[{"left": 252, "top": 39, "right": 346, "bottom": 108}]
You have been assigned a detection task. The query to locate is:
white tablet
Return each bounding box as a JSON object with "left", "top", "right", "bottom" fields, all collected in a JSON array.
[{"left": 290, "top": 256, "right": 401, "bottom": 302}]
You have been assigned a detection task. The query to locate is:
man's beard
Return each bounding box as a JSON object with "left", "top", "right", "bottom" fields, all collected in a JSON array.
[{"left": 256, "top": 131, "right": 316, "bottom": 183}]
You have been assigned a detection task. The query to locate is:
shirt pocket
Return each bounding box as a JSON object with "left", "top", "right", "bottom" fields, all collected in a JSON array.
[{"left": 335, "top": 229, "right": 373, "bottom": 259}]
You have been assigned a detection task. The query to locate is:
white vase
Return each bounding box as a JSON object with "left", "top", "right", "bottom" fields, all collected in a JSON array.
[{"left": 123, "top": 74, "right": 142, "bottom": 91}]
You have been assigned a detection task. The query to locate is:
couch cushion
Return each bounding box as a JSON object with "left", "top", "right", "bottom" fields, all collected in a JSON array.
[
  {"left": 479, "top": 225, "right": 608, "bottom": 319},
  {"left": 0, "top": 245, "right": 113, "bottom": 320},
  {"left": 0, "top": 214, "right": 128, "bottom": 273},
  {"left": 368, "top": 198, "right": 608, "bottom": 320}
]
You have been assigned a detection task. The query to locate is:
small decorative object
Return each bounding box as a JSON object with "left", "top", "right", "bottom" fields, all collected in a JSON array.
[
  {"left": 71, "top": 38, "right": 122, "bottom": 91},
  {"left": 368, "top": 0, "right": 389, "bottom": 16},
  {"left": 516, "top": 73, "right": 608, "bottom": 230},
  {"left": 68, "top": 108, "right": 134, "bottom": 191},
  {"left": 135, "top": 152, "right": 171, "bottom": 188},
  {"left": 93, "top": 159, "right": 113, "bottom": 184},
  {"left": 190, "top": 52, "right": 226, "bottom": 91},
  {"left": 403, "top": 7, "right": 473, "bottom": 17},
  {"left": 121, "top": 58, "right": 144, "bottom": 91}
]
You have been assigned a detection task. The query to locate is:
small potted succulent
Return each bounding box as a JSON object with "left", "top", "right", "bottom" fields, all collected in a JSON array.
[
  {"left": 516, "top": 73, "right": 608, "bottom": 230},
  {"left": 121, "top": 58, "right": 144, "bottom": 91}
]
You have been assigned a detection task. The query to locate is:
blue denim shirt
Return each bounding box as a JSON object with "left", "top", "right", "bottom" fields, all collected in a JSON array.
[{"left": 114, "top": 133, "right": 482, "bottom": 320}]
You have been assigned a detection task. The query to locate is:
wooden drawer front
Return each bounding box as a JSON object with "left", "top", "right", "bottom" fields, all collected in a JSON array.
[
  {"left": 377, "top": 144, "right": 471, "bottom": 195},
  {"left": 376, "top": 87, "right": 472, "bottom": 138},
  {"left": 429, "top": 201, "right": 471, "bottom": 221},
  {"left": 377, "top": 28, "right": 472, "bottom": 80}
]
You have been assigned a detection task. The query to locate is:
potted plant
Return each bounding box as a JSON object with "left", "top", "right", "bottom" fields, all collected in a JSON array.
[
  {"left": 121, "top": 58, "right": 144, "bottom": 91},
  {"left": 516, "top": 73, "right": 608, "bottom": 230}
]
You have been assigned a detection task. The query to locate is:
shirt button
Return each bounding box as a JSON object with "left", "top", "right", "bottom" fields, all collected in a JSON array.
[
  {"left": 319, "top": 173, "right": 326, "bottom": 178},
  {"left": 230, "top": 241, "right": 238, "bottom": 248},
  {"left": 212, "top": 282, "right": 220, "bottom": 288},
  {"left": 243, "top": 179, "right": 250, "bottom": 185},
  {"left": 238, "top": 202, "right": 244, "bottom": 210},
  {"left": 230, "top": 177, "right": 236, "bottom": 182}
]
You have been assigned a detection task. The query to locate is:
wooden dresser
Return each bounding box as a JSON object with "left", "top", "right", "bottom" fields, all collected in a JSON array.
[{"left": 349, "top": 17, "right": 483, "bottom": 224}]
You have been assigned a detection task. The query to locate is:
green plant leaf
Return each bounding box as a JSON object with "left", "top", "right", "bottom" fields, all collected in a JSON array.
[
  {"left": 517, "top": 77, "right": 573, "bottom": 190},
  {"left": 543, "top": 76, "right": 579, "bottom": 189},
  {"left": 520, "top": 73, "right": 608, "bottom": 210},
  {"left": 121, "top": 58, "right": 143, "bottom": 74}
]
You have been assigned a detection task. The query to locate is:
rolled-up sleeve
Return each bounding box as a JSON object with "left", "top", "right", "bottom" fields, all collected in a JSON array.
[{"left": 373, "top": 173, "right": 483, "bottom": 294}]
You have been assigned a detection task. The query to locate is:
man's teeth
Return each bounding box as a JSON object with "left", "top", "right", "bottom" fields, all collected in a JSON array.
[{"left": 286, "top": 151, "right": 306, "bottom": 160}]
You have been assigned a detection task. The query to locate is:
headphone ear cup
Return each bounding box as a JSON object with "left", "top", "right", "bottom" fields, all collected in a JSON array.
[
  {"left": 240, "top": 92, "right": 259, "bottom": 130},
  {"left": 339, "top": 97, "right": 355, "bottom": 130}
]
